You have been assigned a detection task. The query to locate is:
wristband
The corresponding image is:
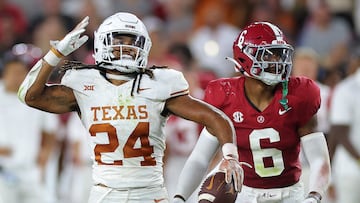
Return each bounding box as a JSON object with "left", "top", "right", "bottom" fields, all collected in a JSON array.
[
  {"left": 222, "top": 143, "right": 239, "bottom": 160},
  {"left": 43, "top": 48, "right": 62, "bottom": 67}
]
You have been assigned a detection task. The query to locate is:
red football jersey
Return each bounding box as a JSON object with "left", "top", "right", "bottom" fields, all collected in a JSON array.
[{"left": 204, "top": 76, "right": 320, "bottom": 188}]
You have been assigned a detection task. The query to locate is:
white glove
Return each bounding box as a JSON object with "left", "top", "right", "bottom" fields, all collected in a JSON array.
[
  {"left": 43, "top": 16, "right": 89, "bottom": 66},
  {"left": 219, "top": 143, "right": 251, "bottom": 192},
  {"left": 301, "top": 197, "right": 319, "bottom": 203}
]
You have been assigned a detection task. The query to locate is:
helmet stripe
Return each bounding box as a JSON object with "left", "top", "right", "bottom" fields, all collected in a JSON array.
[{"left": 262, "top": 22, "right": 283, "bottom": 41}]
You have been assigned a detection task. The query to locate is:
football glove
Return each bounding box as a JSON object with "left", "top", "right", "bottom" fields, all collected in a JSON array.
[
  {"left": 44, "top": 16, "right": 89, "bottom": 66},
  {"left": 219, "top": 143, "right": 251, "bottom": 192}
]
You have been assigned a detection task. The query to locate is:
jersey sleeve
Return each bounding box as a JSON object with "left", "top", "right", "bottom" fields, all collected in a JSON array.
[
  {"left": 165, "top": 69, "right": 189, "bottom": 98},
  {"left": 61, "top": 69, "right": 96, "bottom": 95},
  {"left": 203, "top": 79, "right": 227, "bottom": 108},
  {"left": 293, "top": 77, "right": 321, "bottom": 126},
  {"left": 142, "top": 68, "right": 189, "bottom": 100}
]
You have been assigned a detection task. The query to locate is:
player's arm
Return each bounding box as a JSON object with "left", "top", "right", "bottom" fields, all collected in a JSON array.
[
  {"left": 299, "top": 116, "right": 331, "bottom": 203},
  {"left": 328, "top": 82, "right": 360, "bottom": 164},
  {"left": 165, "top": 95, "right": 242, "bottom": 202},
  {"left": 18, "top": 17, "right": 89, "bottom": 114},
  {"left": 18, "top": 60, "right": 77, "bottom": 113},
  {"left": 166, "top": 95, "right": 234, "bottom": 145},
  {"left": 328, "top": 124, "right": 360, "bottom": 161}
]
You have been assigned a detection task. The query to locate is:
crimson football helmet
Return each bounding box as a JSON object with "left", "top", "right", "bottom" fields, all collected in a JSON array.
[
  {"left": 228, "top": 22, "right": 294, "bottom": 86},
  {"left": 93, "top": 12, "right": 152, "bottom": 73}
]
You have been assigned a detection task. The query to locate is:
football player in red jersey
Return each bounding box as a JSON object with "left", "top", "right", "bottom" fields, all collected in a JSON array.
[{"left": 174, "top": 22, "right": 331, "bottom": 203}]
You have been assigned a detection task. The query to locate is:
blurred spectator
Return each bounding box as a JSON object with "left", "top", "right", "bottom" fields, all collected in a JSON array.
[
  {"left": 327, "top": 46, "right": 360, "bottom": 203},
  {"left": 168, "top": 43, "right": 194, "bottom": 69},
  {"left": 292, "top": 46, "right": 334, "bottom": 203},
  {"left": 62, "top": 0, "right": 112, "bottom": 20},
  {"left": 297, "top": 0, "right": 353, "bottom": 73},
  {"left": 0, "top": 0, "right": 28, "bottom": 55},
  {"left": 2, "top": 43, "right": 42, "bottom": 68},
  {"left": 249, "top": 0, "right": 278, "bottom": 23},
  {"left": 193, "top": 0, "right": 248, "bottom": 30},
  {"left": 354, "top": 0, "right": 360, "bottom": 38},
  {"left": 143, "top": 15, "right": 182, "bottom": 70},
  {"left": 292, "top": 47, "right": 331, "bottom": 134},
  {"left": 326, "top": 0, "right": 355, "bottom": 31},
  {"left": 0, "top": 46, "right": 59, "bottom": 203},
  {"left": 9, "top": 0, "right": 39, "bottom": 20},
  {"left": 58, "top": 112, "right": 92, "bottom": 203},
  {"left": 162, "top": 0, "right": 195, "bottom": 45},
  {"left": 249, "top": 0, "right": 297, "bottom": 44},
  {"left": 164, "top": 115, "right": 199, "bottom": 203},
  {"left": 110, "top": 0, "right": 159, "bottom": 19},
  {"left": 189, "top": 1, "right": 240, "bottom": 78},
  {"left": 29, "top": 0, "right": 75, "bottom": 33}
]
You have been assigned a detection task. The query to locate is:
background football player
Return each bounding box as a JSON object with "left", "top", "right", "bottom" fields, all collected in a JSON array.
[
  {"left": 174, "top": 22, "right": 331, "bottom": 203},
  {"left": 0, "top": 50, "right": 59, "bottom": 203}
]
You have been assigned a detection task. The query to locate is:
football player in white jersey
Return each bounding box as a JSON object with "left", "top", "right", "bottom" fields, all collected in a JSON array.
[
  {"left": 327, "top": 51, "right": 360, "bottom": 203},
  {"left": 17, "top": 12, "right": 243, "bottom": 203}
]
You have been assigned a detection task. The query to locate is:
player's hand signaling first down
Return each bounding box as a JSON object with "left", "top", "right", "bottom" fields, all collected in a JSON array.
[{"left": 43, "top": 16, "right": 89, "bottom": 66}]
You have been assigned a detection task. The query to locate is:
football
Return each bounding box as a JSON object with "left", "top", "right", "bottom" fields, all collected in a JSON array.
[{"left": 198, "top": 171, "right": 237, "bottom": 203}]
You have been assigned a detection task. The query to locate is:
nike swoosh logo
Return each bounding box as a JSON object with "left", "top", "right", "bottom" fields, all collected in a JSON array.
[
  {"left": 154, "top": 198, "right": 166, "bottom": 203},
  {"left": 206, "top": 175, "right": 215, "bottom": 190},
  {"left": 278, "top": 107, "right": 292, "bottom": 115}
]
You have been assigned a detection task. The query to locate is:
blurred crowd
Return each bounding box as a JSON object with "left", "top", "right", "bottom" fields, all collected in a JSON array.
[{"left": 0, "top": 0, "right": 359, "bottom": 202}]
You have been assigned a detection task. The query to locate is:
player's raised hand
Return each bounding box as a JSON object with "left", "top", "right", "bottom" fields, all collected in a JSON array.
[
  {"left": 53, "top": 16, "right": 89, "bottom": 56},
  {"left": 44, "top": 16, "right": 89, "bottom": 66}
]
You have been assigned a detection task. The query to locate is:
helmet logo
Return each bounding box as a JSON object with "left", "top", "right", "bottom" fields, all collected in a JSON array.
[
  {"left": 125, "top": 24, "right": 135, "bottom": 29},
  {"left": 237, "top": 30, "right": 247, "bottom": 49}
]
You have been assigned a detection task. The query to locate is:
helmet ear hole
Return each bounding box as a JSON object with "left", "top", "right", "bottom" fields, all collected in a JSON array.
[{"left": 238, "top": 57, "right": 245, "bottom": 63}]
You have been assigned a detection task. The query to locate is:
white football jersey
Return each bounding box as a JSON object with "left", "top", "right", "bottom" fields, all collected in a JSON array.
[{"left": 61, "top": 68, "right": 189, "bottom": 188}]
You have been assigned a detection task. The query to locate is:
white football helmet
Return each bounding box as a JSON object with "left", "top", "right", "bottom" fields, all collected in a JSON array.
[{"left": 93, "top": 12, "right": 152, "bottom": 73}]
